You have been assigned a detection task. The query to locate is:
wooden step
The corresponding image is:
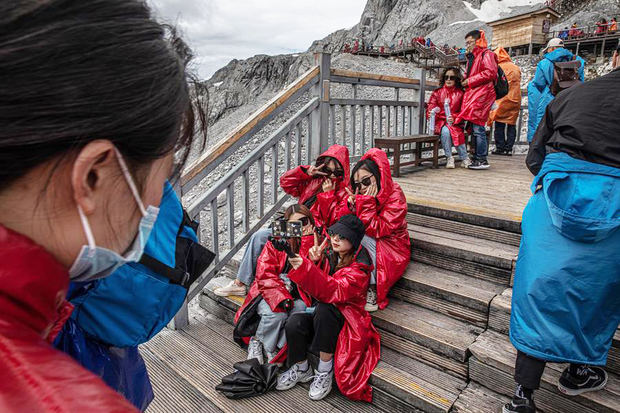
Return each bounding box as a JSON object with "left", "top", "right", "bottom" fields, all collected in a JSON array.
[
  {"left": 198, "top": 288, "right": 466, "bottom": 412},
  {"left": 488, "top": 288, "right": 620, "bottom": 376},
  {"left": 407, "top": 201, "right": 522, "bottom": 235},
  {"left": 407, "top": 212, "right": 521, "bottom": 247},
  {"left": 391, "top": 262, "right": 504, "bottom": 327},
  {"left": 451, "top": 381, "right": 510, "bottom": 413},
  {"left": 409, "top": 224, "right": 517, "bottom": 285},
  {"left": 469, "top": 330, "right": 620, "bottom": 413},
  {"left": 373, "top": 298, "right": 482, "bottom": 364}
]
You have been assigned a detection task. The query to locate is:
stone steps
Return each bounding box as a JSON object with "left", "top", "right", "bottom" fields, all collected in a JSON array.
[
  {"left": 469, "top": 330, "right": 620, "bottom": 413},
  {"left": 198, "top": 288, "right": 467, "bottom": 412},
  {"left": 488, "top": 287, "right": 620, "bottom": 377}
]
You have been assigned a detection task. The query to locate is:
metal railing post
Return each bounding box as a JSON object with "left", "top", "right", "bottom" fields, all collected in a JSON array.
[
  {"left": 310, "top": 53, "right": 331, "bottom": 160},
  {"left": 417, "top": 68, "right": 427, "bottom": 134},
  {"left": 170, "top": 179, "right": 189, "bottom": 330}
]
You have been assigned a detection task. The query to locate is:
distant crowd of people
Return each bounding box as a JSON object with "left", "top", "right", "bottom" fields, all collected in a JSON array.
[
  {"left": 558, "top": 17, "right": 618, "bottom": 39},
  {"left": 343, "top": 37, "right": 461, "bottom": 56}
]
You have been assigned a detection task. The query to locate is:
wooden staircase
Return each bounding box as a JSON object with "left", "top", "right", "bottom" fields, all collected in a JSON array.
[{"left": 198, "top": 200, "right": 620, "bottom": 412}]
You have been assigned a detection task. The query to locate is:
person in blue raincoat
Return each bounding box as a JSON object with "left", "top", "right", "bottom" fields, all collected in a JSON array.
[
  {"left": 503, "top": 68, "right": 620, "bottom": 413},
  {"left": 526, "top": 38, "right": 585, "bottom": 142}
]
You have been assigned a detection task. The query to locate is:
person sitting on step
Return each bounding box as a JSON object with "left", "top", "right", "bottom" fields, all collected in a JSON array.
[
  {"left": 213, "top": 145, "right": 351, "bottom": 297},
  {"left": 233, "top": 204, "right": 319, "bottom": 364},
  {"left": 333, "top": 149, "right": 410, "bottom": 312},
  {"left": 427, "top": 67, "right": 469, "bottom": 169},
  {"left": 277, "top": 214, "right": 380, "bottom": 402}
]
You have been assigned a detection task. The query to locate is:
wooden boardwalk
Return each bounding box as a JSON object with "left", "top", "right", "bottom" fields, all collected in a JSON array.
[{"left": 395, "top": 154, "right": 532, "bottom": 224}]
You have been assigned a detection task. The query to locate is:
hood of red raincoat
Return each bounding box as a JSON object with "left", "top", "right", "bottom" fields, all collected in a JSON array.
[
  {"left": 359, "top": 148, "right": 394, "bottom": 205},
  {"left": 316, "top": 144, "right": 350, "bottom": 190}
]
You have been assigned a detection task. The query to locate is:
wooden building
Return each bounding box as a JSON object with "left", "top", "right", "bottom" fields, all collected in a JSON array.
[{"left": 488, "top": 7, "right": 561, "bottom": 55}]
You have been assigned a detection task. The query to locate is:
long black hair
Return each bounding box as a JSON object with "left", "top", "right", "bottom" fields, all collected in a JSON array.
[
  {"left": 439, "top": 67, "right": 464, "bottom": 90},
  {"left": 351, "top": 159, "right": 381, "bottom": 192},
  {"left": 0, "top": 0, "right": 208, "bottom": 192}
]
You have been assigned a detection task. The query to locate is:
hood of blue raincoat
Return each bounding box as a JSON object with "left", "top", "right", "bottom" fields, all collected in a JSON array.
[{"left": 534, "top": 152, "right": 620, "bottom": 243}]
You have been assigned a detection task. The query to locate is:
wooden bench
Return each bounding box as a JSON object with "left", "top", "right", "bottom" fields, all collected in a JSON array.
[{"left": 374, "top": 134, "right": 440, "bottom": 177}]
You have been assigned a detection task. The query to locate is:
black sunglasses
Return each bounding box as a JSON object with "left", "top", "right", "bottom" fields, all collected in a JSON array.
[
  {"left": 445, "top": 75, "right": 458, "bottom": 81},
  {"left": 324, "top": 167, "right": 344, "bottom": 178},
  {"left": 353, "top": 176, "right": 373, "bottom": 189}
]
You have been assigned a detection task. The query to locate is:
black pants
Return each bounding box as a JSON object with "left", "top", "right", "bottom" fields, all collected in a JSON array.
[
  {"left": 494, "top": 121, "right": 516, "bottom": 152},
  {"left": 285, "top": 302, "right": 344, "bottom": 365},
  {"left": 515, "top": 350, "right": 586, "bottom": 390}
]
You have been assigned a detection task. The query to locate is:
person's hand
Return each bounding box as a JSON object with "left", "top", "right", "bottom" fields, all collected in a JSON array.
[
  {"left": 280, "top": 299, "right": 294, "bottom": 312},
  {"left": 447, "top": 115, "right": 454, "bottom": 125},
  {"left": 288, "top": 254, "right": 303, "bottom": 270},
  {"left": 322, "top": 178, "right": 335, "bottom": 193},
  {"left": 462, "top": 79, "right": 469, "bottom": 87},
  {"left": 308, "top": 233, "right": 328, "bottom": 262},
  {"left": 366, "top": 181, "right": 379, "bottom": 197},
  {"left": 307, "top": 163, "right": 327, "bottom": 177},
  {"left": 345, "top": 187, "right": 359, "bottom": 207}
]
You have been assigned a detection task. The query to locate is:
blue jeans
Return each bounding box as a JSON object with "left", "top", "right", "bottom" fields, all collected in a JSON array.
[
  {"left": 256, "top": 293, "right": 307, "bottom": 354},
  {"left": 361, "top": 235, "right": 377, "bottom": 285},
  {"left": 236, "top": 228, "right": 271, "bottom": 285},
  {"left": 440, "top": 126, "right": 468, "bottom": 161},
  {"left": 472, "top": 123, "right": 488, "bottom": 162},
  {"left": 494, "top": 122, "right": 516, "bottom": 152}
]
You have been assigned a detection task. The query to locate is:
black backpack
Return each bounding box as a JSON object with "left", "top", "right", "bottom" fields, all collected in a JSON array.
[
  {"left": 494, "top": 64, "right": 510, "bottom": 100},
  {"left": 550, "top": 57, "right": 581, "bottom": 96}
]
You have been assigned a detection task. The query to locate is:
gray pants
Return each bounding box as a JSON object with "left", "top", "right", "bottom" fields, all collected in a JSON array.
[
  {"left": 256, "top": 295, "right": 307, "bottom": 354},
  {"left": 361, "top": 235, "right": 377, "bottom": 285},
  {"left": 237, "top": 228, "right": 271, "bottom": 285}
]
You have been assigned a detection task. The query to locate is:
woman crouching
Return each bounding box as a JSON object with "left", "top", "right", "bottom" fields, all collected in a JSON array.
[
  {"left": 276, "top": 214, "right": 381, "bottom": 402},
  {"left": 233, "top": 204, "right": 316, "bottom": 364}
]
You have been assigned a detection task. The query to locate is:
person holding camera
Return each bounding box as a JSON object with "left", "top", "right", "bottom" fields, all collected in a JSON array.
[
  {"left": 335, "top": 149, "right": 410, "bottom": 312},
  {"left": 233, "top": 205, "right": 321, "bottom": 364},
  {"left": 214, "top": 145, "right": 350, "bottom": 298},
  {"left": 276, "top": 214, "right": 380, "bottom": 402}
]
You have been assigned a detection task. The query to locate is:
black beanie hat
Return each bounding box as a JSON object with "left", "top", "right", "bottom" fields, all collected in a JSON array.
[{"left": 328, "top": 214, "right": 366, "bottom": 251}]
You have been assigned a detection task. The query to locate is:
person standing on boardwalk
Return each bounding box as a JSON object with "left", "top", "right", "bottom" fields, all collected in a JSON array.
[
  {"left": 527, "top": 38, "right": 585, "bottom": 142},
  {"left": 504, "top": 68, "right": 620, "bottom": 413},
  {"left": 489, "top": 47, "right": 522, "bottom": 156},
  {"left": 455, "top": 29, "right": 498, "bottom": 170}
]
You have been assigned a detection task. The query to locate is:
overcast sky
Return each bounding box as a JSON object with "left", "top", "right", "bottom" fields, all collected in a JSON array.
[{"left": 147, "top": 0, "right": 367, "bottom": 80}]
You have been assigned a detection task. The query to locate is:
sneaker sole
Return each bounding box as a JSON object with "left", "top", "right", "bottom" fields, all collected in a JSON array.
[
  {"left": 468, "top": 166, "right": 490, "bottom": 170},
  {"left": 557, "top": 374, "right": 608, "bottom": 396},
  {"left": 213, "top": 289, "right": 246, "bottom": 297},
  {"left": 309, "top": 381, "right": 333, "bottom": 401},
  {"left": 365, "top": 304, "right": 379, "bottom": 312}
]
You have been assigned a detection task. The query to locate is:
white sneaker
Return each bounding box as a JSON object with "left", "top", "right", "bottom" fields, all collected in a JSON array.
[
  {"left": 213, "top": 280, "right": 246, "bottom": 297},
  {"left": 276, "top": 363, "right": 314, "bottom": 391},
  {"left": 364, "top": 288, "right": 379, "bottom": 312},
  {"left": 461, "top": 158, "right": 472, "bottom": 168},
  {"left": 247, "top": 337, "right": 264, "bottom": 364},
  {"left": 309, "top": 370, "right": 333, "bottom": 401},
  {"left": 446, "top": 157, "right": 455, "bottom": 169}
]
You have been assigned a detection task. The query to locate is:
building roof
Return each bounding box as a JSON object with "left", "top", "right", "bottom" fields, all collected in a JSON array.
[{"left": 487, "top": 6, "right": 560, "bottom": 26}]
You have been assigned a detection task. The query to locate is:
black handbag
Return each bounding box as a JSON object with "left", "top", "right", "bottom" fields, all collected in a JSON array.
[{"left": 215, "top": 358, "right": 279, "bottom": 399}]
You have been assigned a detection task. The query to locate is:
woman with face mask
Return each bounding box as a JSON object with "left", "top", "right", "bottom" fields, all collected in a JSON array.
[
  {"left": 0, "top": 1, "right": 205, "bottom": 411},
  {"left": 278, "top": 214, "right": 380, "bottom": 402},
  {"left": 214, "top": 145, "right": 351, "bottom": 297},
  {"left": 234, "top": 205, "right": 321, "bottom": 364},
  {"left": 340, "top": 149, "right": 410, "bottom": 312}
]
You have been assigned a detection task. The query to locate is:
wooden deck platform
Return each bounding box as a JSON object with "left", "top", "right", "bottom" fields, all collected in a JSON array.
[{"left": 395, "top": 154, "right": 532, "bottom": 225}]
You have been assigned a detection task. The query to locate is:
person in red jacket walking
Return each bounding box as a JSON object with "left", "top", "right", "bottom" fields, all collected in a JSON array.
[
  {"left": 456, "top": 29, "right": 498, "bottom": 170},
  {"left": 234, "top": 205, "right": 320, "bottom": 364},
  {"left": 0, "top": 1, "right": 206, "bottom": 410},
  {"left": 214, "top": 145, "right": 351, "bottom": 297},
  {"left": 277, "top": 215, "right": 380, "bottom": 402},
  {"left": 338, "top": 149, "right": 410, "bottom": 311},
  {"left": 427, "top": 67, "right": 470, "bottom": 169}
]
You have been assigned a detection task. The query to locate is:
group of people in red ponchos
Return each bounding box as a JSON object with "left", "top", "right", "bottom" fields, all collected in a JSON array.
[{"left": 217, "top": 145, "right": 410, "bottom": 402}]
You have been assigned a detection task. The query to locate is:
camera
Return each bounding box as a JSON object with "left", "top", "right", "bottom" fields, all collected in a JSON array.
[{"left": 269, "top": 219, "right": 302, "bottom": 258}]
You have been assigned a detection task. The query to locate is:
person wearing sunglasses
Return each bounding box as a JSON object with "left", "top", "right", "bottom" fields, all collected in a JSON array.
[
  {"left": 214, "top": 145, "right": 351, "bottom": 298},
  {"left": 427, "top": 67, "right": 469, "bottom": 169},
  {"left": 279, "top": 214, "right": 380, "bottom": 402},
  {"left": 233, "top": 204, "right": 320, "bottom": 365},
  {"left": 339, "top": 149, "right": 410, "bottom": 312}
]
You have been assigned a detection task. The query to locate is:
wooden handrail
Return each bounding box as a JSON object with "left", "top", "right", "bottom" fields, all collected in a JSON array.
[
  {"left": 330, "top": 68, "right": 421, "bottom": 86},
  {"left": 181, "top": 65, "right": 320, "bottom": 187}
]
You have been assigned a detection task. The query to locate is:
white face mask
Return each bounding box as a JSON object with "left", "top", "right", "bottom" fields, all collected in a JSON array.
[{"left": 68, "top": 148, "right": 160, "bottom": 282}]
